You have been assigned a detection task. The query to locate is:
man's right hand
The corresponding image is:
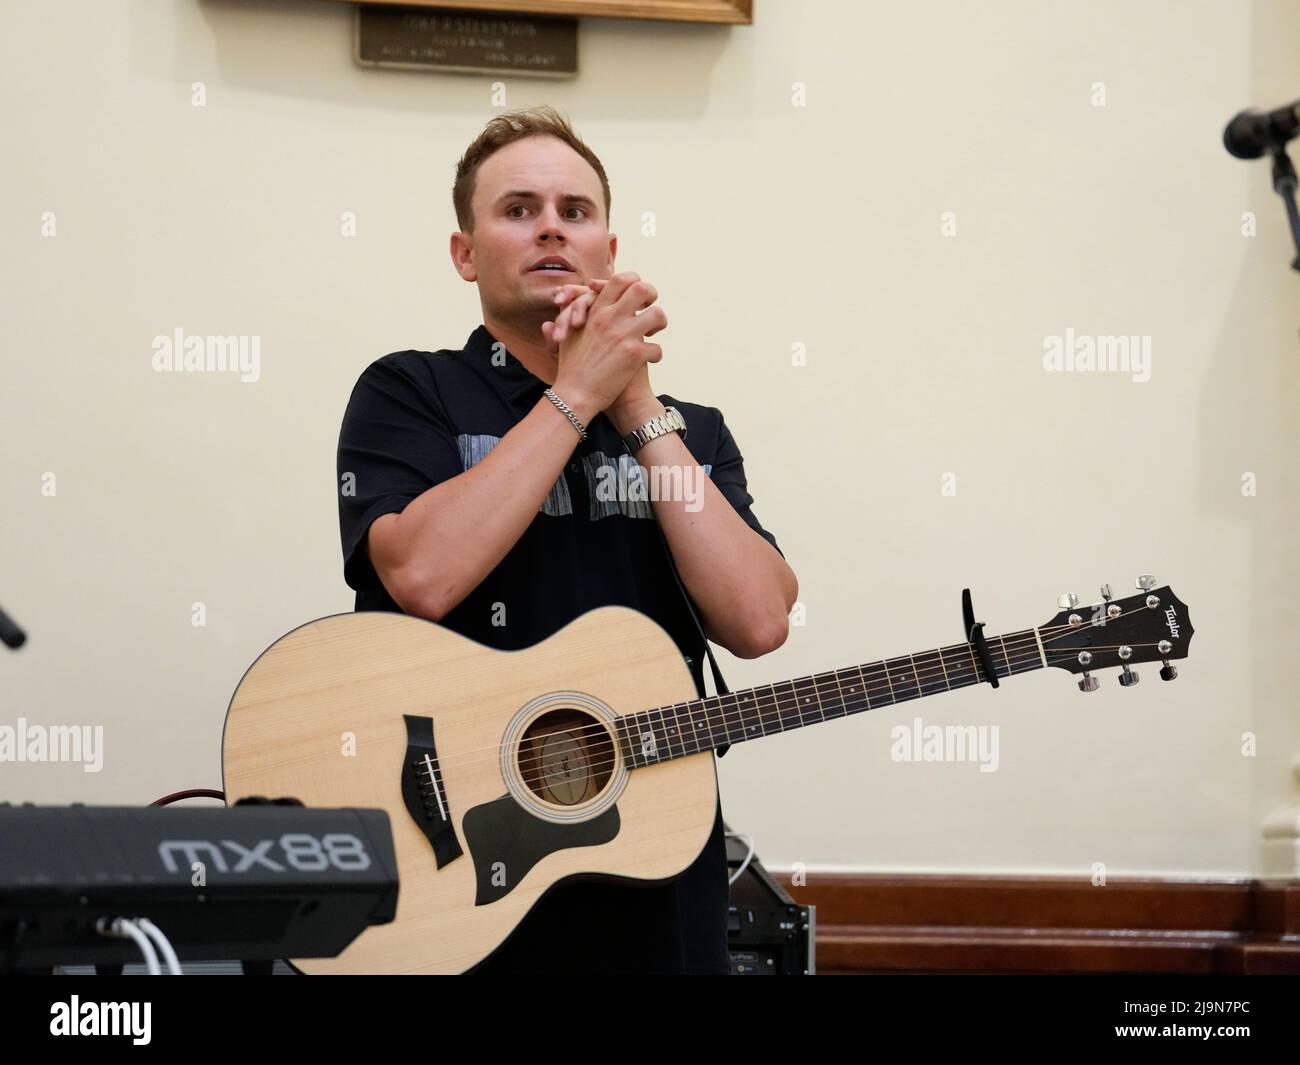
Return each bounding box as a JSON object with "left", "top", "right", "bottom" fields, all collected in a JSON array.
[{"left": 545, "top": 272, "right": 667, "bottom": 417}]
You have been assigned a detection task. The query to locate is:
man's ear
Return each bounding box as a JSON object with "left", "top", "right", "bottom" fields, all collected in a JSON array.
[
  {"left": 607, "top": 232, "right": 617, "bottom": 272},
  {"left": 450, "top": 231, "right": 477, "bottom": 282}
]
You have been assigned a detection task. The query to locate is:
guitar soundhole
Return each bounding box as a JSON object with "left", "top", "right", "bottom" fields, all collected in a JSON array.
[{"left": 518, "top": 709, "right": 614, "bottom": 807}]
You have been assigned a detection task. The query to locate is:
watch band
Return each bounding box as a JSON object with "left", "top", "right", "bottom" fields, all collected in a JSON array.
[{"left": 623, "top": 405, "right": 686, "bottom": 454}]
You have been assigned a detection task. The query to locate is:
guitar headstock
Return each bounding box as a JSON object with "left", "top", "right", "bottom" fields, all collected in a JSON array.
[{"left": 1037, "top": 575, "right": 1192, "bottom": 691}]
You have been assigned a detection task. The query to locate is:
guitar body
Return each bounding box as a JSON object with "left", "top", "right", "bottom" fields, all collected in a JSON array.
[{"left": 221, "top": 606, "right": 716, "bottom": 975}]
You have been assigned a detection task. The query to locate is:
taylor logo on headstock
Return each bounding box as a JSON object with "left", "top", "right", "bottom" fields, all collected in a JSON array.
[{"left": 1038, "top": 575, "right": 1192, "bottom": 690}]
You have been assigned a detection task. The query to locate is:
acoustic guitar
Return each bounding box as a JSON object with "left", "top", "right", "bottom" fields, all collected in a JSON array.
[{"left": 221, "top": 576, "right": 1193, "bottom": 974}]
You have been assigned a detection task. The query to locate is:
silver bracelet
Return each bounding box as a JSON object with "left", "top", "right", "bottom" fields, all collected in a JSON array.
[{"left": 543, "top": 387, "right": 588, "bottom": 441}]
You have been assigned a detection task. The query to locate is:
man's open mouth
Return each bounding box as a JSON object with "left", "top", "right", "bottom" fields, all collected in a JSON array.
[{"left": 530, "top": 257, "right": 574, "bottom": 273}]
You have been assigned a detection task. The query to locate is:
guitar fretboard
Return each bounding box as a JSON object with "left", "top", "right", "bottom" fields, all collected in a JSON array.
[{"left": 615, "top": 628, "right": 1045, "bottom": 769}]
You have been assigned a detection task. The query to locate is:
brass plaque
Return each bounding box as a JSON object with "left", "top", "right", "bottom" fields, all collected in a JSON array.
[{"left": 355, "top": 4, "right": 577, "bottom": 78}]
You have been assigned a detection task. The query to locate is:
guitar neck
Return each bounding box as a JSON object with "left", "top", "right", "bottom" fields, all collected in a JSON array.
[{"left": 616, "top": 627, "right": 1046, "bottom": 769}]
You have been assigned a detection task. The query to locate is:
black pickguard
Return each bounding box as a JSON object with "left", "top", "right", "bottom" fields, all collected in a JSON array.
[{"left": 462, "top": 795, "right": 620, "bottom": 905}]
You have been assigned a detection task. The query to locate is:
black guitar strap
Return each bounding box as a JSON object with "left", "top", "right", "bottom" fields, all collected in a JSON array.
[
  {"left": 605, "top": 412, "right": 733, "bottom": 756},
  {"left": 646, "top": 512, "right": 733, "bottom": 758}
]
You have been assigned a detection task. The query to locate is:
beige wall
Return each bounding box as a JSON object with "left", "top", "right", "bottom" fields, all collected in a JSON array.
[{"left": 2, "top": 0, "right": 1297, "bottom": 878}]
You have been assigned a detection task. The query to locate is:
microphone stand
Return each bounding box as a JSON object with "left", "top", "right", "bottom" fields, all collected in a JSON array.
[
  {"left": 0, "top": 602, "right": 27, "bottom": 650},
  {"left": 1267, "top": 145, "right": 1300, "bottom": 274}
]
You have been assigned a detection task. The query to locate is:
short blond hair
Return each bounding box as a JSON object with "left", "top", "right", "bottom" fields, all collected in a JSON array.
[{"left": 452, "top": 105, "right": 611, "bottom": 232}]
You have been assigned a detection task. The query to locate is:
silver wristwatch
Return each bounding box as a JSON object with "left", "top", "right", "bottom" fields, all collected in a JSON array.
[{"left": 623, "top": 406, "right": 686, "bottom": 454}]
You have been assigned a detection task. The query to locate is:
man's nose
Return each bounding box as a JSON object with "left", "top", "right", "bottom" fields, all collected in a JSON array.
[{"left": 536, "top": 205, "right": 567, "bottom": 241}]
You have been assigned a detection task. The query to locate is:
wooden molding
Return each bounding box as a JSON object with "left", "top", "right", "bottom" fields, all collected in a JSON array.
[
  {"left": 344, "top": 0, "right": 754, "bottom": 25},
  {"left": 774, "top": 871, "right": 1300, "bottom": 974}
]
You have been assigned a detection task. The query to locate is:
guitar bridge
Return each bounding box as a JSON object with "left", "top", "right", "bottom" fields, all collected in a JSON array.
[{"left": 401, "top": 714, "right": 463, "bottom": 868}]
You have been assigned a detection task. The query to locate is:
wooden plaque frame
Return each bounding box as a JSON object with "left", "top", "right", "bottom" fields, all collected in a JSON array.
[{"left": 344, "top": 0, "right": 753, "bottom": 26}]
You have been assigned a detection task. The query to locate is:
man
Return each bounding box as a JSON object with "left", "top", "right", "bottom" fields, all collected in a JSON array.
[{"left": 336, "top": 106, "right": 798, "bottom": 974}]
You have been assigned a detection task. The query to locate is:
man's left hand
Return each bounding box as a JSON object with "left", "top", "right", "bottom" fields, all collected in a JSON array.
[{"left": 546, "top": 278, "right": 662, "bottom": 430}]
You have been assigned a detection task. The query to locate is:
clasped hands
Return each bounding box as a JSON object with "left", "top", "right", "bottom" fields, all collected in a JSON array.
[{"left": 540, "top": 272, "right": 668, "bottom": 432}]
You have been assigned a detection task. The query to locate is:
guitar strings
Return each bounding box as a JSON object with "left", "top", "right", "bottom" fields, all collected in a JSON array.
[
  {"left": 510, "top": 640, "right": 1165, "bottom": 792},
  {"left": 428, "top": 611, "right": 1160, "bottom": 785},
  {"left": 428, "top": 630, "right": 1054, "bottom": 781},
  {"left": 408, "top": 605, "right": 1168, "bottom": 793}
]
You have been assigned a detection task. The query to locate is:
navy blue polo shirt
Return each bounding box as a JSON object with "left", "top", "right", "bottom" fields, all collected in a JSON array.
[{"left": 335, "top": 323, "right": 783, "bottom": 974}]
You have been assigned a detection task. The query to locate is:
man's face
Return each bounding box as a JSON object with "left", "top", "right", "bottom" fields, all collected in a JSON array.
[{"left": 454, "top": 135, "right": 616, "bottom": 323}]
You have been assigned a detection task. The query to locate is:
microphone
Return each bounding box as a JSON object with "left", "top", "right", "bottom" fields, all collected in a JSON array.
[
  {"left": 0, "top": 603, "right": 25, "bottom": 650},
  {"left": 1223, "top": 99, "right": 1300, "bottom": 159}
]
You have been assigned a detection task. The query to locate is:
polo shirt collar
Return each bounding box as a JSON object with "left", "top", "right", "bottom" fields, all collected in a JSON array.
[{"left": 463, "top": 324, "right": 549, "bottom": 410}]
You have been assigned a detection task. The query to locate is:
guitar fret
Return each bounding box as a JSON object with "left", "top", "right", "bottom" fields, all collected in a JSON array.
[
  {"left": 665, "top": 702, "right": 686, "bottom": 764},
  {"left": 823, "top": 670, "right": 846, "bottom": 720},
  {"left": 687, "top": 699, "right": 713, "bottom": 754},
  {"left": 768, "top": 680, "right": 796, "bottom": 734},
  {"left": 652, "top": 706, "right": 674, "bottom": 764},
  {"left": 743, "top": 685, "right": 761, "bottom": 737},
  {"left": 881, "top": 658, "right": 899, "bottom": 703},
  {"left": 801, "top": 675, "right": 826, "bottom": 726},
  {"left": 828, "top": 667, "right": 850, "bottom": 717},
  {"left": 906, "top": 653, "right": 925, "bottom": 698},
  {"left": 766, "top": 685, "right": 784, "bottom": 737},
  {"left": 728, "top": 690, "right": 748, "bottom": 745},
  {"left": 677, "top": 700, "right": 698, "bottom": 752},
  {"left": 910, "top": 652, "right": 932, "bottom": 695},
  {"left": 712, "top": 692, "right": 738, "bottom": 748},
  {"left": 913, "top": 650, "right": 946, "bottom": 696},
  {"left": 945, "top": 644, "right": 976, "bottom": 685},
  {"left": 648, "top": 706, "right": 667, "bottom": 764},
  {"left": 841, "top": 665, "right": 870, "bottom": 713},
  {"left": 616, "top": 715, "right": 634, "bottom": 767},
  {"left": 863, "top": 661, "right": 892, "bottom": 707},
  {"left": 618, "top": 630, "right": 1045, "bottom": 769},
  {"left": 787, "top": 676, "right": 817, "bottom": 729},
  {"left": 634, "top": 710, "right": 659, "bottom": 768},
  {"left": 889, "top": 656, "right": 922, "bottom": 702},
  {"left": 811, "top": 676, "right": 832, "bottom": 723},
  {"left": 936, "top": 648, "right": 952, "bottom": 689},
  {"left": 769, "top": 682, "right": 787, "bottom": 733},
  {"left": 812, "top": 671, "right": 837, "bottom": 721},
  {"left": 622, "top": 711, "right": 638, "bottom": 768}
]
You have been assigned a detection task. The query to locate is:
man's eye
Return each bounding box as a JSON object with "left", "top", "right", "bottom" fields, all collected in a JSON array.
[{"left": 506, "top": 205, "right": 585, "bottom": 219}]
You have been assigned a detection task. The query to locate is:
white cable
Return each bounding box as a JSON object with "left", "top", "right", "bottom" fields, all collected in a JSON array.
[
  {"left": 96, "top": 917, "right": 160, "bottom": 975},
  {"left": 725, "top": 831, "right": 756, "bottom": 887},
  {"left": 136, "top": 918, "right": 182, "bottom": 975}
]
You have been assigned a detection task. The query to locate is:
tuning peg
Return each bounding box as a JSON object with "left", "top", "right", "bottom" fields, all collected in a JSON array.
[
  {"left": 1116, "top": 645, "right": 1139, "bottom": 686},
  {"left": 1077, "top": 672, "right": 1100, "bottom": 692},
  {"left": 1100, "top": 584, "right": 1112, "bottom": 602},
  {"left": 1160, "top": 660, "right": 1178, "bottom": 681},
  {"left": 1135, "top": 574, "right": 1157, "bottom": 591},
  {"left": 1058, "top": 593, "right": 1079, "bottom": 609}
]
